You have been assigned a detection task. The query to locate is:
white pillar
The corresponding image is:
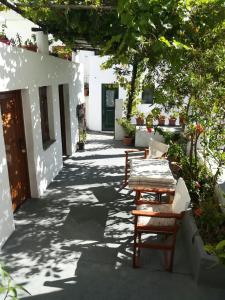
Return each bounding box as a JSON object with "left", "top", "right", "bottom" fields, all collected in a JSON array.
[
  {"left": 115, "top": 99, "right": 125, "bottom": 140},
  {"left": 72, "top": 51, "right": 77, "bottom": 62},
  {"left": 36, "top": 31, "right": 49, "bottom": 54}
]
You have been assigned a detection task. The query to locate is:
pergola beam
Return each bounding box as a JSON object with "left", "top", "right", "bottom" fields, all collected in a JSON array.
[{"left": 1, "top": 1, "right": 116, "bottom": 11}]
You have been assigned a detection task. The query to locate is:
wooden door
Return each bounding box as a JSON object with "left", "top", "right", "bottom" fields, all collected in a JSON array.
[
  {"left": 0, "top": 91, "right": 30, "bottom": 211},
  {"left": 58, "top": 85, "right": 67, "bottom": 156},
  {"left": 102, "top": 84, "right": 118, "bottom": 131}
]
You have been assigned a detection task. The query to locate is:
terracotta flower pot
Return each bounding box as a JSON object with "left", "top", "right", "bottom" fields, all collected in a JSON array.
[
  {"left": 136, "top": 117, "right": 144, "bottom": 126},
  {"left": 147, "top": 127, "right": 153, "bottom": 133},
  {"left": 123, "top": 136, "right": 134, "bottom": 146},
  {"left": 169, "top": 118, "right": 176, "bottom": 126},
  {"left": 158, "top": 118, "right": 165, "bottom": 126},
  {"left": 0, "top": 36, "right": 10, "bottom": 45},
  {"left": 22, "top": 45, "right": 37, "bottom": 52}
]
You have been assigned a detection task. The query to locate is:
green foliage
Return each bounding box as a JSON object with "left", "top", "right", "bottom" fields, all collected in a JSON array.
[
  {"left": 116, "top": 118, "right": 135, "bottom": 137},
  {"left": 135, "top": 111, "right": 144, "bottom": 119},
  {"left": 205, "top": 240, "right": 225, "bottom": 266},
  {"left": 0, "top": 263, "right": 30, "bottom": 299},
  {"left": 195, "top": 199, "right": 225, "bottom": 242},
  {"left": 79, "top": 129, "right": 86, "bottom": 143},
  {"left": 51, "top": 46, "right": 72, "bottom": 59}
]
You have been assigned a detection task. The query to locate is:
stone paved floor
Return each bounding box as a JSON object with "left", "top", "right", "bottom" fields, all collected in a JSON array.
[{"left": 1, "top": 132, "right": 225, "bottom": 299}]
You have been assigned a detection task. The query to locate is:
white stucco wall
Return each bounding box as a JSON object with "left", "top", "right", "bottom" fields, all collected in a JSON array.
[
  {"left": 0, "top": 10, "right": 36, "bottom": 42},
  {"left": 0, "top": 43, "right": 83, "bottom": 248}
]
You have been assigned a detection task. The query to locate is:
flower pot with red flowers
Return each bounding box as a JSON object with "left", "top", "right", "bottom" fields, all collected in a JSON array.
[
  {"left": 135, "top": 111, "right": 145, "bottom": 125},
  {"left": 157, "top": 114, "right": 166, "bottom": 126},
  {"left": 195, "top": 123, "right": 204, "bottom": 134},
  {"left": 0, "top": 25, "right": 10, "bottom": 45},
  {"left": 0, "top": 34, "right": 10, "bottom": 45}
]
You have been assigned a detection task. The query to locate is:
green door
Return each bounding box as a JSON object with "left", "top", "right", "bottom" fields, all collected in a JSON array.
[{"left": 102, "top": 84, "right": 118, "bottom": 131}]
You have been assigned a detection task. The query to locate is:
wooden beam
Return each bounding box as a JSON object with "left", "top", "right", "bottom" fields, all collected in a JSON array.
[{"left": 0, "top": 0, "right": 23, "bottom": 14}]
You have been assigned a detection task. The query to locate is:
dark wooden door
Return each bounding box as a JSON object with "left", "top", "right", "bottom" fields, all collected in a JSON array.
[
  {"left": 0, "top": 91, "right": 30, "bottom": 211},
  {"left": 102, "top": 84, "right": 118, "bottom": 131},
  {"left": 58, "top": 85, "right": 67, "bottom": 156}
]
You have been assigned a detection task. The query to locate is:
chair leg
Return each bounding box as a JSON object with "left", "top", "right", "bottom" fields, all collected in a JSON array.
[
  {"left": 133, "top": 217, "right": 140, "bottom": 268},
  {"left": 137, "top": 232, "right": 142, "bottom": 259},
  {"left": 164, "top": 230, "right": 177, "bottom": 272},
  {"left": 124, "top": 154, "right": 129, "bottom": 185}
]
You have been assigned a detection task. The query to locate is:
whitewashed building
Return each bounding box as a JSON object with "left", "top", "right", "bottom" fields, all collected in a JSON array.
[
  {"left": 0, "top": 12, "right": 84, "bottom": 248},
  {"left": 76, "top": 51, "right": 127, "bottom": 132}
]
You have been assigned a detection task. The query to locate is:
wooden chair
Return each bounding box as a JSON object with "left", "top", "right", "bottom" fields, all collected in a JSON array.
[
  {"left": 123, "top": 139, "right": 169, "bottom": 188},
  {"left": 132, "top": 178, "right": 191, "bottom": 271}
]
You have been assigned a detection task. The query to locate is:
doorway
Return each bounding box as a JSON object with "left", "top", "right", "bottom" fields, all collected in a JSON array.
[
  {"left": 0, "top": 91, "right": 30, "bottom": 211},
  {"left": 58, "top": 85, "right": 67, "bottom": 156},
  {"left": 102, "top": 84, "right": 118, "bottom": 131}
]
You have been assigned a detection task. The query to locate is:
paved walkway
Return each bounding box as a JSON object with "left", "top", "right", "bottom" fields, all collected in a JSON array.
[{"left": 1, "top": 132, "right": 225, "bottom": 300}]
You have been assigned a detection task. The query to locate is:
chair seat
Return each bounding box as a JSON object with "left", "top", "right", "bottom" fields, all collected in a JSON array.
[{"left": 137, "top": 204, "right": 175, "bottom": 227}]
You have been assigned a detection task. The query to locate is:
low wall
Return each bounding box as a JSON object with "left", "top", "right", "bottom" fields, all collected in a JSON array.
[{"left": 182, "top": 212, "right": 225, "bottom": 289}]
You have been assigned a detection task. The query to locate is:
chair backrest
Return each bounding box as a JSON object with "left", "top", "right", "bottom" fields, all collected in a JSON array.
[
  {"left": 172, "top": 178, "right": 191, "bottom": 213},
  {"left": 148, "top": 139, "right": 169, "bottom": 158}
]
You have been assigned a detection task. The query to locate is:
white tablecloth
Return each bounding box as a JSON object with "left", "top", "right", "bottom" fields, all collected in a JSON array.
[{"left": 128, "top": 158, "right": 176, "bottom": 189}]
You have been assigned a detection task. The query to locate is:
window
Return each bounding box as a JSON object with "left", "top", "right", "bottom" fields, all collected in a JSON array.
[
  {"left": 39, "top": 86, "right": 52, "bottom": 149},
  {"left": 142, "top": 87, "right": 154, "bottom": 104}
]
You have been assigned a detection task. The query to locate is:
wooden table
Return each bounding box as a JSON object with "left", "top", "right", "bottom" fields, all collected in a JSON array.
[{"left": 128, "top": 159, "right": 176, "bottom": 204}]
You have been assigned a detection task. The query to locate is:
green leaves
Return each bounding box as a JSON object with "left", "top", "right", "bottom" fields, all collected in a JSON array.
[
  {"left": 159, "top": 36, "right": 171, "bottom": 47},
  {"left": 0, "top": 263, "right": 30, "bottom": 299},
  {"left": 205, "top": 240, "right": 225, "bottom": 266}
]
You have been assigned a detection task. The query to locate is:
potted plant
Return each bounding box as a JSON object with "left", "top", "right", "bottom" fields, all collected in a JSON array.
[
  {"left": 146, "top": 113, "right": 154, "bottom": 132},
  {"left": 179, "top": 112, "right": 186, "bottom": 126},
  {"left": 0, "top": 24, "right": 10, "bottom": 45},
  {"left": 22, "top": 35, "right": 37, "bottom": 52},
  {"left": 51, "top": 45, "right": 72, "bottom": 60},
  {"left": 77, "top": 129, "right": 86, "bottom": 151},
  {"left": 135, "top": 111, "right": 145, "bottom": 125},
  {"left": 169, "top": 113, "right": 177, "bottom": 126},
  {"left": 157, "top": 114, "right": 166, "bottom": 126},
  {"left": 84, "top": 83, "right": 89, "bottom": 96},
  {"left": 117, "top": 118, "right": 135, "bottom": 146}
]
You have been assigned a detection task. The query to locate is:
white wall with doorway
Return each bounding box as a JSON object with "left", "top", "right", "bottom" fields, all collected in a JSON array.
[
  {"left": 0, "top": 42, "right": 83, "bottom": 248},
  {"left": 77, "top": 51, "right": 127, "bottom": 132}
]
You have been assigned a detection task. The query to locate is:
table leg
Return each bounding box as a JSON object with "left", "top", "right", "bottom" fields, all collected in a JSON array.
[{"left": 135, "top": 191, "right": 141, "bottom": 205}]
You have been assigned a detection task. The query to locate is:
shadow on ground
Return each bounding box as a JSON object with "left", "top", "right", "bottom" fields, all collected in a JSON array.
[{"left": 1, "top": 132, "right": 225, "bottom": 300}]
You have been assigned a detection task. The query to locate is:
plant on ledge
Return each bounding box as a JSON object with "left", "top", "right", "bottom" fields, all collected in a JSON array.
[
  {"left": 51, "top": 46, "right": 72, "bottom": 60},
  {"left": 135, "top": 111, "right": 145, "bottom": 125},
  {"left": 0, "top": 24, "right": 10, "bottom": 45},
  {"left": 22, "top": 34, "right": 37, "bottom": 52}
]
